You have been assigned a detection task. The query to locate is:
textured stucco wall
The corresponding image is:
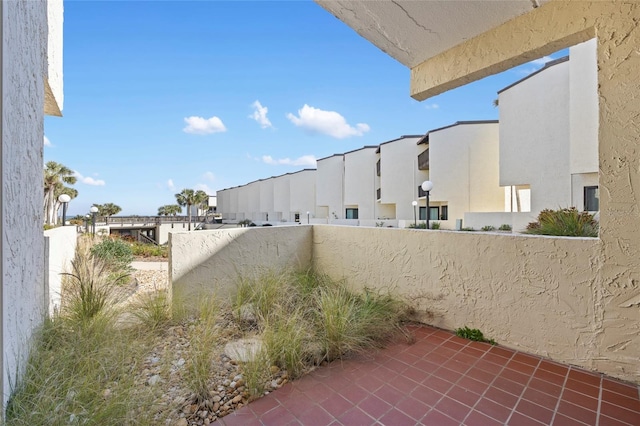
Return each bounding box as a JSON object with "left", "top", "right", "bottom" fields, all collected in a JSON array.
[
  {"left": 312, "top": 226, "right": 614, "bottom": 375},
  {"left": 44, "top": 226, "right": 77, "bottom": 315},
  {"left": 170, "top": 226, "right": 312, "bottom": 304},
  {"left": 2, "top": 0, "right": 49, "bottom": 404}
]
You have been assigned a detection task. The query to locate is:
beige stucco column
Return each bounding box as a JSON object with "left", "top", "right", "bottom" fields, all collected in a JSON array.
[{"left": 410, "top": 1, "right": 640, "bottom": 379}]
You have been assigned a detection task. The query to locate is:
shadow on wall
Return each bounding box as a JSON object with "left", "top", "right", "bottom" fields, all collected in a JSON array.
[{"left": 170, "top": 226, "right": 313, "bottom": 308}]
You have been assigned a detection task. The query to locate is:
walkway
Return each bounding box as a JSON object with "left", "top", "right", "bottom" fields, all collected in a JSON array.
[{"left": 215, "top": 325, "right": 640, "bottom": 425}]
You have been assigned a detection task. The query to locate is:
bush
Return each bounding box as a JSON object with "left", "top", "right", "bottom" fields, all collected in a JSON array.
[
  {"left": 130, "top": 242, "right": 168, "bottom": 258},
  {"left": 408, "top": 223, "right": 426, "bottom": 229},
  {"left": 498, "top": 224, "right": 512, "bottom": 231},
  {"left": 455, "top": 326, "right": 496, "bottom": 345},
  {"left": 430, "top": 222, "right": 441, "bottom": 230},
  {"left": 525, "top": 207, "right": 598, "bottom": 237},
  {"left": 90, "top": 238, "right": 134, "bottom": 272},
  {"left": 481, "top": 225, "right": 496, "bottom": 232}
]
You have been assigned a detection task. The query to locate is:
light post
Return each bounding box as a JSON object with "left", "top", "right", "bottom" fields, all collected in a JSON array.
[
  {"left": 306, "top": 211, "right": 310, "bottom": 224},
  {"left": 411, "top": 200, "right": 417, "bottom": 227},
  {"left": 58, "top": 194, "right": 71, "bottom": 226},
  {"left": 85, "top": 214, "right": 90, "bottom": 233},
  {"left": 90, "top": 206, "right": 99, "bottom": 237},
  {"left": 421, "top": 181, "right": 433, "bottom": 229}
]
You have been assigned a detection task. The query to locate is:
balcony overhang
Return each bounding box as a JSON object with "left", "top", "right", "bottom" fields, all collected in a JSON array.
[{"left": 315, "top": 0, "right": 552, "bottom": 100}]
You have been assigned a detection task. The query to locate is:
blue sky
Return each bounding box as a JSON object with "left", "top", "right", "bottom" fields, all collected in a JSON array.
[{"left": 45, "top": 0, "right": 563, "bottom": 216}]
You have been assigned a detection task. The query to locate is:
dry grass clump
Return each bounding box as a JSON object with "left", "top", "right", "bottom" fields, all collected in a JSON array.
[{"left": 232, "top": 269, "right": 411, "bottom": 387}]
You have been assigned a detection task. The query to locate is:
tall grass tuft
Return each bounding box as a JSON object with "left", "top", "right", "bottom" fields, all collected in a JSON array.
[
  {"left": 238, "top": 349, "right": 271, "bottom": 400},
  {"left": 525, "top": 207, "right": 598, "bottom": 237},
  {"left": 130, "top": 289, "right": 171, "bottom": 330}
]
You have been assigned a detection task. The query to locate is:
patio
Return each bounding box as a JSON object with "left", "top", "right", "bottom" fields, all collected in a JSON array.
[{"left": 215, "top": 325, "right": 639, "bottom": 425}]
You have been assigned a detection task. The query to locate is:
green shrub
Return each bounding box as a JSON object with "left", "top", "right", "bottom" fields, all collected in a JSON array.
[
  {"left": 130, "top": 290, "right": 171, "bottom": 330},
  {"left": 430, "top": 222, "right": 441, "bottom": 230},
  {"left": 481, "top": 225, "right": 496, "bottom": 232},
  {"left": 455, "top": 326, "right": 496, "bottom": 345},
  {"left": 408, "top": 223, "right": 426, "bottom": 229},
  {"left": 461, "top": 227, "right": 476, "bottom": 232},
  {"left": 90, "top": 238, "right": 134, "bottom": 272},
  {"left": 130, "top": 242, "right": 168, "bottom": 258},
  {"left": 498, "top": 224, "right": 512, "bottom": 231},
  {"left": 525, "top": 207, "right": 598, "bottom": 237}
]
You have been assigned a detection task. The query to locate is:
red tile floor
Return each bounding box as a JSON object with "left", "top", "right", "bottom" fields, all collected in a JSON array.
[{"left": 215, "top": 325, "right": 640, "bottom": 425}]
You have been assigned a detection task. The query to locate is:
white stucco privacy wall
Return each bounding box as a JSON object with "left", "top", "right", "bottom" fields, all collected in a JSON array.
[
  {"left": 2, "top": 0, "right": 63, "bottom": 406},
  {"left": 44, "top": 226, "right": 77, "bottom": 316},
  {"left": 170, "top": 226, "right": 312, "bottom": 305}
]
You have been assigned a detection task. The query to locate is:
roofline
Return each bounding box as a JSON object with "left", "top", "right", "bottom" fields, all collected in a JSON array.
[
  {"left": 498, "top": 55, "right": 569, "bottom": 95},
  {"left": 344, "top": 145, "right": 378, "bottom": 156},
  {"left": 217, "top": 169, "right": 317, "bottom": 192},
  {"left": 417, "top": 120, "right": 499, "bottom": 144},
  {"left": 317, "top": 153, "right": 344, "bottom": 162},
  {"left": 376, "top": 134, "right": 427, "bottom": 153}
]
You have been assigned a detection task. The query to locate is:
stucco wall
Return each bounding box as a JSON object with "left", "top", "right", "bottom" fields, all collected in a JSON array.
[
  {"left": 170, "top": 226, "right": 312, "bottom": 304},
  {"left": 44, "top": 226, "right": 77, "bottom": 315},
  {"left": 316, "top": 155, "right": 344, "bottom": 219},
  {"left": 344, "top": 147, "right": 377, "bottom": 220},
  {"left": 312, "top": 226, "right": 616, "bottom": 375},
  {"left": 289, "top": 170, "right": 316, "bottom": 221},
  {"left": 2, "top": 0, "right": 50, "bottom": 405}
]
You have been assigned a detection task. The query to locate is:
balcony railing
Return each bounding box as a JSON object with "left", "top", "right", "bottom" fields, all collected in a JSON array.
[{"left": 418, "top": 149, "right": 429, "bottom": 170}]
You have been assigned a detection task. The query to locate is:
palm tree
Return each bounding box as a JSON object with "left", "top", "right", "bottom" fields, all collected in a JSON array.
[
  {"left": 158, "top": 204, "right": 182, "bottom": 227},
  {"left": 44, "top": 161, "right": 77, "bottom": 225},
  {"left": 175, "top": 189, "right": 207, "bottom": 231},
  {"left": 93, "top": 203, "right": 122, "bottom": 224}
]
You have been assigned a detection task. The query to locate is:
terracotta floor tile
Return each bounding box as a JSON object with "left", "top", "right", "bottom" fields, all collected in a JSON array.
[
  {"left": 354, "top": 373, "right": 386, "bottom": 393},
  {"left": 443, "top": 358, "right": 473, "bottom": 374},
  {"left": 493, "top": 376, "right": 526, "bottom": 397},
  {"left": 461, "top": 344, "right": 488, "bottom": 358},
  {"left": 340, "top": 383, "right": 369, "bottom": 405},
  {"left": 260, "top": 404, "right": 298, "bottom": 425},
  {"left": 423, "top": 374, "right": 455, "bottom": 394},
  {"left": 283, "top": 392, "right": 317, "bottom": 418},
  {"left": 421, "top": 408, "right": 460, "bottom": 426},
  {"left": 602, "top": 378, "right": 640, "bottom": 399},
  {"left": 529, "top": 377, "right": 563, "bottom": 398},
  {"left": 506, "top": 359, "right": 537, "bottom": 375},
  {"left": 434, "top": 400, "right": 471, "bottom": 423},
  {"left": 248, "top": 394, "right": 281, "bottom": 415},
  {"left": 600, "top": 401, "right": 640, "bottom": 425},
  {"left": 463, "top": 409, "right": 504, "bottom": 426},
  {"left": 413, "top": 358, "right": 439, "bottom": 374},
  {"left": 552, "top": 413, "right": 590, "bottom": 426},
  {"left": 489, "top": 345, "right": 515, "bottom": 360},
  {"left": 483, "top": 352, "right": 511, "bottom": 366},
  {"left": 538, "top": 359, "right": 570, "bottom": 377},
  {"left": 300, "top": 381, "right": 334, "bottom": 404},
  {"left": 336, "top": 407, "right": 375, "bottom": 425},
  {"left": 381, "top": 358, "right": 410, "bottom": 374},
  {"left": 395, "top": 396, "right": 431, "bottom": 421},
  {"left": 394, "top": 351, "right": 421, "bottom": 366},
  {"left": 373, "top": 384, "right": 405, "bottom": 405},
  {"left": 458, "top": 375, "right": 491, "bottom": 395},
  {"left": 446, "top": 384, "right": 482, "bottom": 408},
  {"left": 500, "top": 367, "right": 531, "bottom": 384},
  {"left": 466, "top": 366, "right": 496, "bottom": 384},
  {"left": 372, "top": 365, "right": 401, "bottom": 383},
  {"left": 522, "top": 387, "right": 561, "bottom": 410},
  {"left": 475, "top": 358, "right": 504, "bottom": 375},
  {"left": 564, "top": 379, "right": 600, "bottom": 398},
  {"left": 603, "top": 389, "right": 640, "bottom": 413},
  {"left": 410, "top": 383, "right": 444, "bottom": 406},
  {"left": 378, "top": 407, "right": 415, "bottom": 426},
  {"left": 568, "top": 368, "right": 602, "bottom": 387},
  {"left": 433, "top": 329, "right": 455, "bottom": 340},
  {"left": 402, "top": 365, "right": 431, "bottom": 384},
  {"left": 474, "top": 397, "right": 513, "bottom": 423},
  {"left": 433, "top": 366, "right": 464, "bottom": 384},
  {"left": 388, "top": 373, "right": 422, "bottom": 393},
  {"left": 442, "top": 338, "right": 467, "bottom": 351},
  {"left": 453, "top": 351, "right": 481, "bottom": 365},
  {"left": 561, "top": 388, "right": 599, "bottom": 411},
  {"left": 297, "top": 405, "right": 334, "bottom": 426},
  {"left": 598, "top": 414, "right": 636, "bottom": 426},
  {"left": 484, "top": 386, "right": 520, "bottom": 408},
  {"left": 217, "top": 411, "right": 261, "bottom": 426},
  {"left": 556, "top": 400, "right": 597, "bottom": 425},
  {"left": 516, "top": 398, "right": 554, "bottom": 424},
  {"left": 507, "top": 411, "right": 546, "bottom": 425},
  {"left": 424, "top": 351, "right": 453, "bottom": 366},
  {"left": 357, "top": 394, "right": 392, "bottom": 420},
  {"left": 321, "top": 393, "right": 353, "bottom": 418},
  {"left": 533, "top": 368, "right": 567, "bottom": 386},
  {"left": 513, "top": 352, "right": 541, "bottom": 367}
]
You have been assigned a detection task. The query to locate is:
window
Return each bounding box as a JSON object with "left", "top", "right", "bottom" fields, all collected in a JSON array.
[
  {"left": 376, "top": 188, "right": 381, "bottom": 200},
  {"left": 440, "top": 205, "right": 448, "bottom": 220},
  {"left": 294, "top": 213, "right": 300, "bottom": 222},
  {"left": 584, "top": 186, "right": 599, "bottom": 211},
  {"left": 346, "top": 208, "right": 359, "bottom": 219},
  {"left": 420, "top": 206, "right": 440, "bottom": 220}
]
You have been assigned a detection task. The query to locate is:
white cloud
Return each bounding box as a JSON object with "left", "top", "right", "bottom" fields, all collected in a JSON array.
[
  {"left": 44, "top": 135, "right": 52, "bottom": 147},
  {"left": 202, "top": 171, "right": 216, "bottom": 182},
  {"left": 249, "top": 100, "right": 273, "bottom": 129},
  {"left": 286, "top": 104, "right": 370, "bottom": 139},
  {"left": 167, "top": 179, "right": 176, "bottom": 191},
  {"left": 262, "top": 155, "right": 317, "bottom": 167},
  {"left": 74, "top": 171, "right": 106, "bottom": 186},
  {"left": 194, "top": 183, "right": 213, "bottom": 194},
  {"left": 515, "top": 56, "right": 555, "bottom": 75},
  {"left": 424, "top": 103, "right": 439, "bottom": 110},
  {"left": 183, "top": 115, "right": 227, "bottom": 135},
  {"left": 531, "top": 56, "right": 553, "bottom": 66}
]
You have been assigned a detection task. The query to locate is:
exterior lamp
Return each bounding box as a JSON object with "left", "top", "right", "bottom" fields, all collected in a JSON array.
[
  {"left": 85, "top": 214, "right": 90, "bottom": 233},
  {"left": 58, "top": 193, "right": 71, "bottom": 226},
  {"left": 306, "top": 211, "right": 310, "bottom": 224},
  {"left": 90, "top": 206, "right": 99, "bottom": 237},
  {"left": 421, "top": 181, "right": 434, "bottom": 229},
  {"left": 411, "top": 200, "right": 418, "bottom": 227}
]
